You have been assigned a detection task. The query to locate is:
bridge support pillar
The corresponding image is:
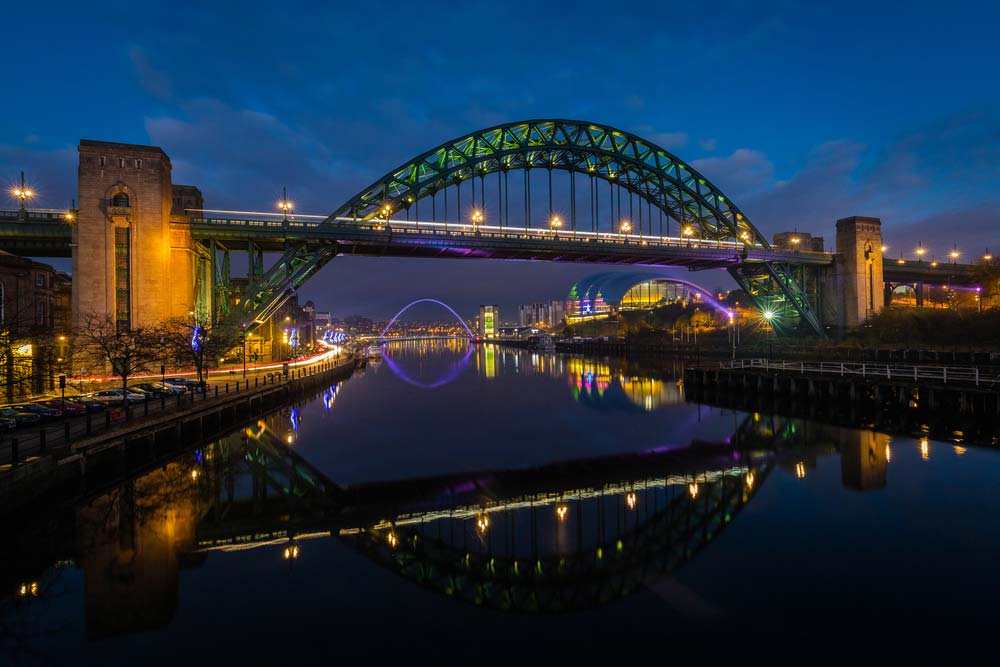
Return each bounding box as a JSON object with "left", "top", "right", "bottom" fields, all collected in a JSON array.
[{"left": 823, "top": 216, "right": 884, "bottom": 332}]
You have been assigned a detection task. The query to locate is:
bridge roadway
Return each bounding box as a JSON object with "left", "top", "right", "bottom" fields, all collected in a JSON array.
[
  {"left": 0, "top": 209, "right": 831, "bottom": 269},
  {"left": 1, "top": 209, "right": 981, "bottom": 284}
]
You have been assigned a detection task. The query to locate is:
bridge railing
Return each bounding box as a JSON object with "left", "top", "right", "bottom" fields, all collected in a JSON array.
[
  {"left": 0, "top": 210, "right": 69, "bottom": 223},
  {"left": 190, "top": 215, "right": 780, "bottom": 255},
  {"left": 717, "top": 358, "right": 998, "bottom": 386}
]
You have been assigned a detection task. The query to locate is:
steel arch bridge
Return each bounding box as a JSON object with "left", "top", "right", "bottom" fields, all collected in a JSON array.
[
  {"left": 341, "top": 462, "right": 770, "bottom": 613},
  {"left": 221, "top": 119, "right": 826, "bottom": 336},
  {"left": 378, "top": 298, "right": 475, "bottom": 341}
]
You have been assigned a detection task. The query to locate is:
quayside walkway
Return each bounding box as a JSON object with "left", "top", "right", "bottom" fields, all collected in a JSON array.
[
  {"left": 0, "top": 353, "right": 359, "bottom": 512},
  {"left": 684, "top": 358, "right": 1000, "bottom": 444}
]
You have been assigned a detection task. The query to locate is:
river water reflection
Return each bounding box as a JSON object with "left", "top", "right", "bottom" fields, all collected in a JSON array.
[{"left": 4, "top": 340, "right": 1000, "bottom": 659}]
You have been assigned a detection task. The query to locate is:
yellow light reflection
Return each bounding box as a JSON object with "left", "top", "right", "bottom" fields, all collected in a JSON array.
[
  {"left": 625, "top": 492, "right": 637, "bottom": 510},
  {"left": 688, "top": 483, "right": 699, "bottom": 499},
  {"left": 745, "top": 472, "right": 755, "bottom": 489},
  {"left": 885, "top": 444, "right": 891, "bottom": 463},
  {"left": 556, "top": 504, "right": 568, "bottom": 521},
  {"left": 795, "top": 462, "right": 806, "bottom": 479},
  {"left": 920, "top": 437, "right": 929, "bottom": 460},
  {"left": 476, "top": 514, "right": 490, "bottom": 533},
  {"left": 954, "top": 446, "right": 967, "bottom": 456}
]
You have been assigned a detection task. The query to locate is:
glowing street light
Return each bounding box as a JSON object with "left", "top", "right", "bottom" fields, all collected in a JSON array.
[
  {"left": 619, "top": 219, "right": 631, "bottom": 241},
  {"left": 277, "top": 187, "right": 293, "bottom": 221},
  {"left": 682, "top": 225, "right": 695, "bottom": 239},
  {"left": 984, "top": 248, "right": 992, "bottom": 262},
  {"left": 950, "top": 246, "right": 960, "bottom": 263},
  {"left": 915, "top": 243, "right": 926, "bottom": 258},
  {"left": 471, "top": 209, "right": 484, "bottom": 232},
  {"left": 880, "top": 245, "right": 888, "bottom": 253},
  {"left": 10, "top": 171, "right": 34, "bottom": 209},
  {"left": 549, "top": 214, "right": 562, "bottom": 234}
]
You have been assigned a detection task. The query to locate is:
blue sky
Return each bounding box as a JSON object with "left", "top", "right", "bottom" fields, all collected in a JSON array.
[{"left": 3, "top": 0, "right": 998, "bottom": 319}]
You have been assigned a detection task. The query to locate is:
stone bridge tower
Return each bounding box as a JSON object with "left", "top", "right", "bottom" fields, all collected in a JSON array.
[
  {"left": 823, "top": 216, "right": 885, "bottom": 330},
  {"left": 74, "top": 140, "right": 203, "bottom": 330}
]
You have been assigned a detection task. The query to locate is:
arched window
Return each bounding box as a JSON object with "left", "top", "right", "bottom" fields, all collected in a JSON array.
[{"left": 111, "top": 193, "right": 130, "bottom": 207}]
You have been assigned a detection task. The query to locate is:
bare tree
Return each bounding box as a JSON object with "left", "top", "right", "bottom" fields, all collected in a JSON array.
[
  {"left": 74, "top": 313, "right": 165, "bottom": 413},
  {"left": 161, "top": 316, "right": 242, "bottom": 384}
]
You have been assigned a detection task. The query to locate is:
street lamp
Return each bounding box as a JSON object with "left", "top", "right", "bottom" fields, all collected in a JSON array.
[
  {"left": 682, "top": 225, "right": 695, "bottom": 245},
  {"left": 915, "top": 243, "right": 926, "bottom": 259},
  {"left": 984, "top": 248, "right": 992, "bottom": 263},
  {"left": 619, "top": 219, "right": 631, "bottom": 241},
  {"left": 277, "top": 187, "right": 293, "bottom": 221},
  {"left": 471, "top": 209, "right": 483, "bottom": 233},
  {"left": 549, "top": 215, "right": 563, "bottom": 236},
  {"left": 762, "top": 309, "right": 776, "bottom": 360},
  {"left": 10, "top": 171, "right": 34, "bottom": 209},
  {"left": 950, "top": 245, "right": 960, "bottom": 263}
]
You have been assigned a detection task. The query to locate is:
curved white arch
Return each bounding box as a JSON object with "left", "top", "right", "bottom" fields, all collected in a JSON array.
[{"left": 379, "top": 299, "right": 475, "bottom": 340}]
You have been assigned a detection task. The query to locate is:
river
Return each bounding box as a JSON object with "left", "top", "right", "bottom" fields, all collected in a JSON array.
[{"left": 4, "top": 339, "right": 1000, "bottom": 660}]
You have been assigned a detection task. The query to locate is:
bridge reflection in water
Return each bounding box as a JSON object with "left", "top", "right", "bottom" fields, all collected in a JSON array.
[{"left": 3, "top": 400, "right": 896, "bottom": 641}]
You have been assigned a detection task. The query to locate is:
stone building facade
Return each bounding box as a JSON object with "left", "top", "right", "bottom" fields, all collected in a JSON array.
[{"left": 74, "top": 140, "right": 204, "bottom": 330}]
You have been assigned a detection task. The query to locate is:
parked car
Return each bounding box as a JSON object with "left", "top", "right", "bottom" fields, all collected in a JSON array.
[
  {"left": 132, "top": 383, "right": 177, "bottom": 398},
  {"left": 66, "top": 396, "right": 107, "bottom": 412},
  {"left": 7, "top": 403, "right": 62, "bottom": 421},
  {"left": 0, "top": 417, "right": 16, "bottom": 430},
  {"left": 89, "top": 390, "right": 146, "bottom": 405},
  {"left": 37, "top": 399, "right": 88, "bottom": 416},
  {"left": 152, "top": 381, "right": 186, "bottom": 395},
  {"left": 0, "top": 407, "right": 41, "bottom": 426},
  {"left": 164, "top": 377, "right": 206, "bottom": 392}
]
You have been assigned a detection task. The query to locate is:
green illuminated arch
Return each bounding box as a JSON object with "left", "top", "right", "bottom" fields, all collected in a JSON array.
[{"left": 330, "top": 119, "right": 766, "bottom": 247}]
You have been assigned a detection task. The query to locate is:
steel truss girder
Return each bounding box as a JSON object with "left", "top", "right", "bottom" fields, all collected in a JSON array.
[
  {"left": 331, "top": 119, "right": 766, "bottom": 247},
  {"left": 729, "top": 261, "right": 825, "bottom": 336}
]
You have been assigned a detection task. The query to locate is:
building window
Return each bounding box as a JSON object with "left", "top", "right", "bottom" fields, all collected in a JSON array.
[
  {"left": 135, "top": 158, "right": 142, "bottom": 169},
  {"left": 111, "top": 193, "right": 130, "bottom": 207},
  {"left": 115, "top": 227, "right": 131, "bottom": 331},
  {"left": 118, "top": 157, "right": 125, "bottom": 168},
  {"left": 35, "top": 273, "right": 44, "bottom": 287},
  {"left": 99, "top": 156, "right": 106, "bottom": 167}
]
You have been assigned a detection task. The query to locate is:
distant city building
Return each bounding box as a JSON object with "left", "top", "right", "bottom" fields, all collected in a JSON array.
[
  {"left": 566, "top": 272, "right": 707, "bottom": 322},
  {"left": 478, "top": 304, "right": 499, "bottom": 339},
  {"left": 772, "top": 231, "right": 825, "bottom": 252},
  {"left": 518, "top": 300, "right": 567, "bottom": 329}
]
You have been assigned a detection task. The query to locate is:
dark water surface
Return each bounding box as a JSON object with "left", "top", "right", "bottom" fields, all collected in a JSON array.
[{"left": 4, "top": 340, "right": 1000, "bottom": 661}]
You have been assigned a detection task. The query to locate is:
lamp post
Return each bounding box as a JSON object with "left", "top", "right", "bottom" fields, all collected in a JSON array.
[
  {"left": 549, "top": 215, "right": 562, "bottom": 238},
  {"left": 11, "top": 171, "right": 34, "bottom": 212},
  {"left": 762, "top": 309, "right": 775, "bottom": 361},
  {"left": 471, "top": 209, "right": 483, "bottom": 233},
  {"left": 682, "top": 225, "right": 695, "bottom": 245},
  {"left": 242, "top": 327, "right": 247, "bottom": 378},
  {"left": 950, "top": 245, "right": 960, "bottom": 264},
  {"left": 277, "top": 188, "right": 293, "bottom": 221},
  {"left": 619, "top": 219, "right": 631, "bottom": 242}
]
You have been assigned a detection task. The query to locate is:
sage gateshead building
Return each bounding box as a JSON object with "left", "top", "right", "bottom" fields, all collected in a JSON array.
[{"left": 565, "top": 271, "right": 711, "bottom": 323}]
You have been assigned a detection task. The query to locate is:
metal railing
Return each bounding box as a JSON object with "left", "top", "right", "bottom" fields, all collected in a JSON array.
[
  {"left": 715, "top": 358, "right": 999, "bottom": 387},
  {"left": 0, "top": 356, "right": 354, "bottom": 471}
]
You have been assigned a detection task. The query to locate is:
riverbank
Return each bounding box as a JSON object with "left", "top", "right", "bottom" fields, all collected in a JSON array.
[{"left": 0, "top": 353, "right": 360, "bottom": 515}]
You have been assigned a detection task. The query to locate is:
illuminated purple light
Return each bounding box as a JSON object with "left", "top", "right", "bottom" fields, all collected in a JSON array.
[
  {"left": 379, "top": 298, "right": 475, "bottom": 340},
  {"left": 382, "top": 344, "right": 475, "bottom": 389}
]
